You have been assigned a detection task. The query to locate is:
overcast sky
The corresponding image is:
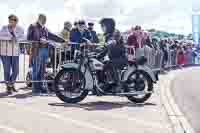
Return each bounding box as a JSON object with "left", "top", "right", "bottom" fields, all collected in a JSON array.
[{"left": 0, "top": 0, "right": 197, "bottom": 34}]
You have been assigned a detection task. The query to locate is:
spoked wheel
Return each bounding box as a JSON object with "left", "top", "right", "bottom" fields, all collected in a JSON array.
[
  {"left": 126, "top": 70, "right": 153, "bottom": 103},
  {"left": 54, "top": 68, "right": 88, "bottom": 103}
]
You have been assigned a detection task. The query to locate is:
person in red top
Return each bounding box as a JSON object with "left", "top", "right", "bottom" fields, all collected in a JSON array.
[
  {"left": 127, "top": 25, "right": 145, "bottom": 59},
  {"left": 176, "top": 45, "right": 186, "bottom": 66}
]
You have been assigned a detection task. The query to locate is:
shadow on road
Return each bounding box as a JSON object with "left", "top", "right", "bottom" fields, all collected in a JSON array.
[
  {"left": 0, "top": 92, "right": 9, "bottom": 98},
  {"left": 10, "top": 92, "right": 34, "bottom": 99},
  {"left": 0, "top": 90, "right": 56, "bottom": 99},
  {"left": 48, "top": 101, "right": 156, "bottom": 111},
  {"left": 0, "top": 91, "right": 34, "bottom": 99},
  {"left": 0, "top": 87, "right": 32, "bottom": 99}
]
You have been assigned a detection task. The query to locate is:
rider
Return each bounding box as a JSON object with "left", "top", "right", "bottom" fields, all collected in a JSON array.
[{"left": 98, "top": 18, "right": 127, "bottom": 93}]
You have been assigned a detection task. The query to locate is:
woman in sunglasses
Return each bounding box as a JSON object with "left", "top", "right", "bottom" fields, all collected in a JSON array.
[{"left": 0, "top": 14, "right": 24, "bottom": 94}]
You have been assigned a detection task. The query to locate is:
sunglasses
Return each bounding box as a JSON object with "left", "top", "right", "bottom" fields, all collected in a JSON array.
[{"left": 10, "top": 19, "right": 17, "bottom": 22}]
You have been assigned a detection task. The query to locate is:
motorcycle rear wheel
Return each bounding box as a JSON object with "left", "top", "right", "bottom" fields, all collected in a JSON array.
[{"left": 126, "top": 70, "right": 153, "bottom": 103}]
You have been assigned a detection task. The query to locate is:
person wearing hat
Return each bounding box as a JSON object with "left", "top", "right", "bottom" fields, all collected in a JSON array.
[
  {"left": 50, "top": 21, "right": 72, "bottom": 67},
  {"left": 0, "top": 14, "right": 24, "bottom": 94},
  {"left": 69, "top": 20, "right": 92, "bottom": 58},
  {"left": 69, "top": 21, "right": 78, "bottom": 34},
  {"left": 61, "top": 21, "right": 72, "bottom": 45},
  {"left": 88, "top": 22, "right": 99, "bottom": 44},
  {"left": 73, "top": 21, "right": 78, "bottom": 29}
]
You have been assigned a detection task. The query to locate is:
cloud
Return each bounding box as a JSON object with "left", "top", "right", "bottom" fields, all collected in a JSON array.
[
  {"left": 79, "top": 0, "right": 126, "bottom": 18},
  {"left": 0, "top": 0, "right": 196, "bottom": 34}
]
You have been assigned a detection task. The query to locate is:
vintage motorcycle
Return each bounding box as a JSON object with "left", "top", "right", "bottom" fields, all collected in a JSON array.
[{"left": 54, "top": 45, "right": 159, "bottom": 104}]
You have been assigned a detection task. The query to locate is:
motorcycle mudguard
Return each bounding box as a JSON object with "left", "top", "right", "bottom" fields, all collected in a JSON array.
[{"left": 122, "top": 65, "right": 157, "bottom": 83}]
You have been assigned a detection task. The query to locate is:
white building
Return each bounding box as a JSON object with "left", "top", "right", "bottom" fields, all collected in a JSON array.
[{"left": 192, "top": 11, "right": 200, "bottom": 44}]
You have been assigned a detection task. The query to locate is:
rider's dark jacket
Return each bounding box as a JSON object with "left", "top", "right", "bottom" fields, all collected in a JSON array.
[{"left": 98, "top": 32, "right": 127, "bottom": 68}]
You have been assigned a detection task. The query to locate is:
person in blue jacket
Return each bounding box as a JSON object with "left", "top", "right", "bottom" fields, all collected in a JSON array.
[
  {"left": 88, "top": 22, "right": 99, "bottom": 43},
  {"left": 69, "top": 20, "right": 92, "bottom": 58}
]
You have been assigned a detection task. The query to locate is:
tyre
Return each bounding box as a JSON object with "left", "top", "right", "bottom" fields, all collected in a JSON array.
[
  {"left": 54, "top": 68, "right": 88, "bottom": 103},
  {"left": 126, "top": 70, "right": 153, "bottom": 103}
]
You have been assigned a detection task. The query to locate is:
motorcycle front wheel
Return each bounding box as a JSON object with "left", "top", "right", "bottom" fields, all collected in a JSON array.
[
  {"left": 54, "top": 68, "right": 88, "bottom": 103},
  {"left": 126, "top": 70, "right": 153, "bottom": 103}
]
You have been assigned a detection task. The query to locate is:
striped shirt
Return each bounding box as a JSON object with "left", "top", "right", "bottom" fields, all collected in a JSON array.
[{"left": 0, "top": 25, "right": 24, "bottom": 56}]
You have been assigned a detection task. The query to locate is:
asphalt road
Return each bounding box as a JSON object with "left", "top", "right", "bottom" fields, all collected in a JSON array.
[
  {"left": 170, "top": 67, "right": 200, "bottom": 133},
  {"left": 0, "top": 82, "right": 172, "bottom": 133},
  {"left": 0, "top": 55, "right": 173, "bottom": 133}
]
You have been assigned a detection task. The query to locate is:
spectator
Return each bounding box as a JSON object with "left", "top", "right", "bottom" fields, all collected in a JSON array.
[
  {"left": 127, "top": 29, "right": 138, "bottom": 60},
  {"left": 0, "top": 14, "right": 24, "bottom": 94},
  {"left": 160, "top": 40, "right": 168, "bottom": 70},
  {"left": 60, "top": 21, "right": 72, "bottom": 47},
  {"left": 143, "top": 34, "right": 154, "bottom": 67},
  {"left": 185, "top": 43, "right": 193, "bottom": 65},
  {"left": 194, "top": 44, "right": 200, "bottom": 64},
  {"left": 191, "top": 44, "right": 198, "bottom": 64},
  {"left": 127, "top": 26, "right": 145, "bottom": 59},
  {"left": 88, "top": 22, "right": 99, "bottom": 43},
  {"left": 27, "top": 14, "right": 50, "bottom": 94},
  {"left": 152, "top": 37, "right": 159, "bottom": 51},
  {"left": 69, "top": 20, "right": 92, "bottom": 57},
  {"left": 152, "top": 37, "right": 161, "bottom": 68},
  {"left": 170, "top": 40, "right": 178, "bottom": 66},
  {"left": 176, "top": 45, "right": 186, "bottom": 66},
  {"left": 51, "top": 21, "right": 73, "bottom": 65}
]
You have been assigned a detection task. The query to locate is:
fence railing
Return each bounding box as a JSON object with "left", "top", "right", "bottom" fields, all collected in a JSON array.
[
  {"left": 0, "top": 40, "right": 199, "bottom": 85},
  {"left": 126, "top": 45, "right": 199, "bottom": 71}
]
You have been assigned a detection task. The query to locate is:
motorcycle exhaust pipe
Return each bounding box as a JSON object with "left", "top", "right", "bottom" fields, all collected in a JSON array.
[{"left": 116, "top": 91, "right": 153, "bottom": 96}]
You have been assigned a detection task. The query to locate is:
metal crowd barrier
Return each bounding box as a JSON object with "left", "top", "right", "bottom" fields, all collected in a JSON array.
[
  {"left": 126, "top": 45, "right": 198, "bottom": 72},
  {"left": 0, "top": 39, "right": 198, "bottom": 86},
  {"left": 0, "top": 40, "right": 80, "bottom": 85}
]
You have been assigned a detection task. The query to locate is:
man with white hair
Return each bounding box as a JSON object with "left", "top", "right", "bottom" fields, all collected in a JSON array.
[{"left": 27, "top": 14, "right": 50, "bottom": 94}]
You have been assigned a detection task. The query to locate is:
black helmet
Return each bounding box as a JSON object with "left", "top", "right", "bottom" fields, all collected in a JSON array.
[{"left": 99, "top": 18, "right": 115, "bottom": 34}]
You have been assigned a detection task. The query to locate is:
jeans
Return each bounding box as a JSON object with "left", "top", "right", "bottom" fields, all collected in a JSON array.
[
  {"left": 32, "top": 48, "right": 48, "bottom": 92},
  {"left": 103, "top": 62, "right": 120, "bottom": 84},
  {"left": 1, "top": 56, "right": 19, "bottom": 83},
  {"left": 103, "top": 59, "right": 127, "bottom": 84}
]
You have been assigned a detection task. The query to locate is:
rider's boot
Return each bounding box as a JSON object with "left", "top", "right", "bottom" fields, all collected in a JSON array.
[{"left": 115, "top": 82, "right": 124, "bottom": 93}]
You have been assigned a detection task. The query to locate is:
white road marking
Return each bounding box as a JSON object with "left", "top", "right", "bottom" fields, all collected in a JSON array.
[
  {"left": 0, "top": 125, "right": 25, "bottom": 133},
  {"left": 160, "top": 71, "right": 196, "bottom": 133},
  {"left": 0, "top": 101, "right": 117, "bottom": 133}
]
